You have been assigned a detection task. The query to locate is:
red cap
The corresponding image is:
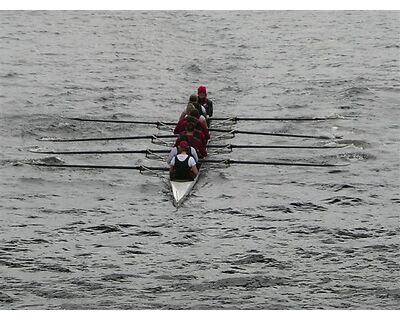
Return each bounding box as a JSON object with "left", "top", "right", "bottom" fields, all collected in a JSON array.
[
  {"left": 197, "top": 85, "right": 207, "bottom": 94},
  {"left": 179, "top": 140, "right": 188, "bottom": 149}
]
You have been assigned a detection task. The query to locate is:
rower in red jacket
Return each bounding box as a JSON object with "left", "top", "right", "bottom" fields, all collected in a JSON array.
[
  {"left": 175, "top": 116, "right": 207, "bottom": 146},
  {"left": 186, "top": 116, "right": 206, "bottom": 146},
  {"left": 177, "top": 122, "right": 207, "bottom": 158},
  {"left": 190, "top": 109, "right": 210, "bottom": 141},
  {"left": 174, "top": 112, "right": 209, "bottom": 143}
]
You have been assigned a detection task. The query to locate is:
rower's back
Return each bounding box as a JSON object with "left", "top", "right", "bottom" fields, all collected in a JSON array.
[{"left": 170, "top": 141, "right": 198, "bottom": 181}]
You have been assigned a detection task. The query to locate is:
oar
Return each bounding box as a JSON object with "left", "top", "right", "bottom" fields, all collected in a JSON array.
[
  {"left": 30, "top": 160, "right": 348, "bottom": 170},
  {"left": 66, "top": 116, "right": 342, "bottom": 123},
  {"left": 30, "top": 163, "right": 169, "bottom": 171},
  {"left": 200, "top": 159, "right": 349, "bottom": 167},
  {"left": 29, "top": 148, "right": 170, "bottom": 155},
  {"left": 29, "top": 144, "right": 347, "bottom": 155},
  {"left": 207, "top": 144, "right": 347, "bottom": 150},
  {"left": 66, "top": 117, "right": 176, "bottom": 126},
  {"left": 211, "top": 116, "right": 341, "bottom": 121},
  {"left": 209, "top": 128, "right": 337, "bottom": 140},
  {"left": 37, "top": 134, "right": 177, "bottom": 142}
]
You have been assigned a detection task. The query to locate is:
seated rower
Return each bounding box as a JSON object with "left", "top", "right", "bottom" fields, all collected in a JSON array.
[
  {"left": 179, "top": 102, "right": 196, "bottom": 121},
  {"left": 190, "top": 93, "right": 207, "bottom": 118},
  {"left": 177, "top": 122, "right": 207, "bottom": 158},
  {"left": 186, "top": 116, "right": 207, "bottom": 146},
  {"left": 197, "top": 85, "right": 213, "bottom": 125},
  {"left": 179, "top": 94, "right": 206, "bottom": 121},
  {"left": 179, "top": 100, "right": 208, "bottom": 130},
  {"left": 174, "top": 108, "right": 210, "bottom": 136},
  {"left": 188, "top": 108, "right": 209, "bottom": 140},
  {"left": 174, "top": 114, "right": 192, "bottom": 135},
  {"left": 174, "top": 115, "right": 208, "bottom": 146},
  {"left": 167, "top": 136, "right": 199, "bottom": 164},
  {"left": 169, "top": 140, "right": 198, "bottom": 181}
]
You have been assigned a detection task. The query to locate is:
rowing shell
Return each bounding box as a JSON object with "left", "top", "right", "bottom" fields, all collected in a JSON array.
[{"left": 170, "top": 170, "right": 201, "bottom": 207}]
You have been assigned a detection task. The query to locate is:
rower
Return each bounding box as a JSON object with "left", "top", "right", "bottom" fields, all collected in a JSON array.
[
  {"left": 190, "top": 93, "right": 207, "bottom": 118},
  {"left": 167, "top": 136, "right": 199, "bottom": 164},
  {"left": 177, "top": 122, "right": 207, "bottom": 158},
  {"left": 179, "top": 94, "right": 206, "bottom": 121},
  {"left": 174, "top": 114, "right": 209, "bottom": 146},
  {"left": 197, "top": 85, "right": 213, "bottom": 124},
  {"left": 179, "top": 102, "right": 196, "bottom": 122},
  {"left": 186, "top": 116, "right": 207, "bottom": 146},
  {"left": 169, "top": 140, "right": 198, "bottom": 181},
  {"left": 188, "top": 108, "right": 209, "bottom": 141}
]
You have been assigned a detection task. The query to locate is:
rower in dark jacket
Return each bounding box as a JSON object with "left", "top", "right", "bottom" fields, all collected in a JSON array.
[
  {"left": 167, "top": 135, "right": 199, "bottom": 164},
  {"left": 197, "top": 85, "right": 213, "bottom": 118},
  {"left": 169, "top": 140, "right": 198, "bottom": 181}
]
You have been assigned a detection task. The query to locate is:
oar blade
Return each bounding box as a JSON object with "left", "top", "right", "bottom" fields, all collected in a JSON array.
[
  {"left": 209, "top": 128, "right": 338, "bottom": 140},
  {"left": 200, "top": 158, "right": 349, "bottom": 167},
  {"left": 207, "top": 144, "right": 348, "bottom": 149},
  {"left": 211, "top": 116, "right": 344, "bottom": 121}
]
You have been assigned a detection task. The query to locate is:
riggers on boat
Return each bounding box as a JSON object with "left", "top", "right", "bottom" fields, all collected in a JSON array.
[{"left": 30, "top": 113, "right": 348, "bottom": 207}]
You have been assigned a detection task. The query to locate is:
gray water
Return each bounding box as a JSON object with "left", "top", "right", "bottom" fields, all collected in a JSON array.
[{"left": 0, "top": 11, "right": 399, "bottom": 309}]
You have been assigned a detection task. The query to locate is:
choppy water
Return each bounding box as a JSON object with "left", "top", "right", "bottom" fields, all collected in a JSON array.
[{"left": 0, "top": 11, "right": 399, "bottom": 309}]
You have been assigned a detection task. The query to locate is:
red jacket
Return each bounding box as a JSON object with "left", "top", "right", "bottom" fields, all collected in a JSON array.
[
  {"left": 193, "top": 128, "right": 206, "bottom": 146},
  {"left": 176, "top": 133, "right": 207, "bottom": 158},
  {"left": 174, "top": 118, "right": 210, "bottom": 142},
  {"left": 176, "top": 129, "right": 205, "bottom": 147}
]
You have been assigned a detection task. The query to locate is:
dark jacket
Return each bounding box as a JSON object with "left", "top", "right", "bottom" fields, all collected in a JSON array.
[{"left": 199, "top": 98, "right": 213, "bottom": 117}]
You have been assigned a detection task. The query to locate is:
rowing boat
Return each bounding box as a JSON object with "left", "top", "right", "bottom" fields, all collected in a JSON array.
[
  {"left": 170, "top": 118, "right": 210, "bottom": 207},
  {"left": 170, "top": 166, "right": 202, "bottom": 207}
]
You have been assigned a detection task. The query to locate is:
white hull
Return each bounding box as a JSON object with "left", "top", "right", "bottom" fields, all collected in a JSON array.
[{"left": 170, "top": 171, "right": 201, "bottom": 207}]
